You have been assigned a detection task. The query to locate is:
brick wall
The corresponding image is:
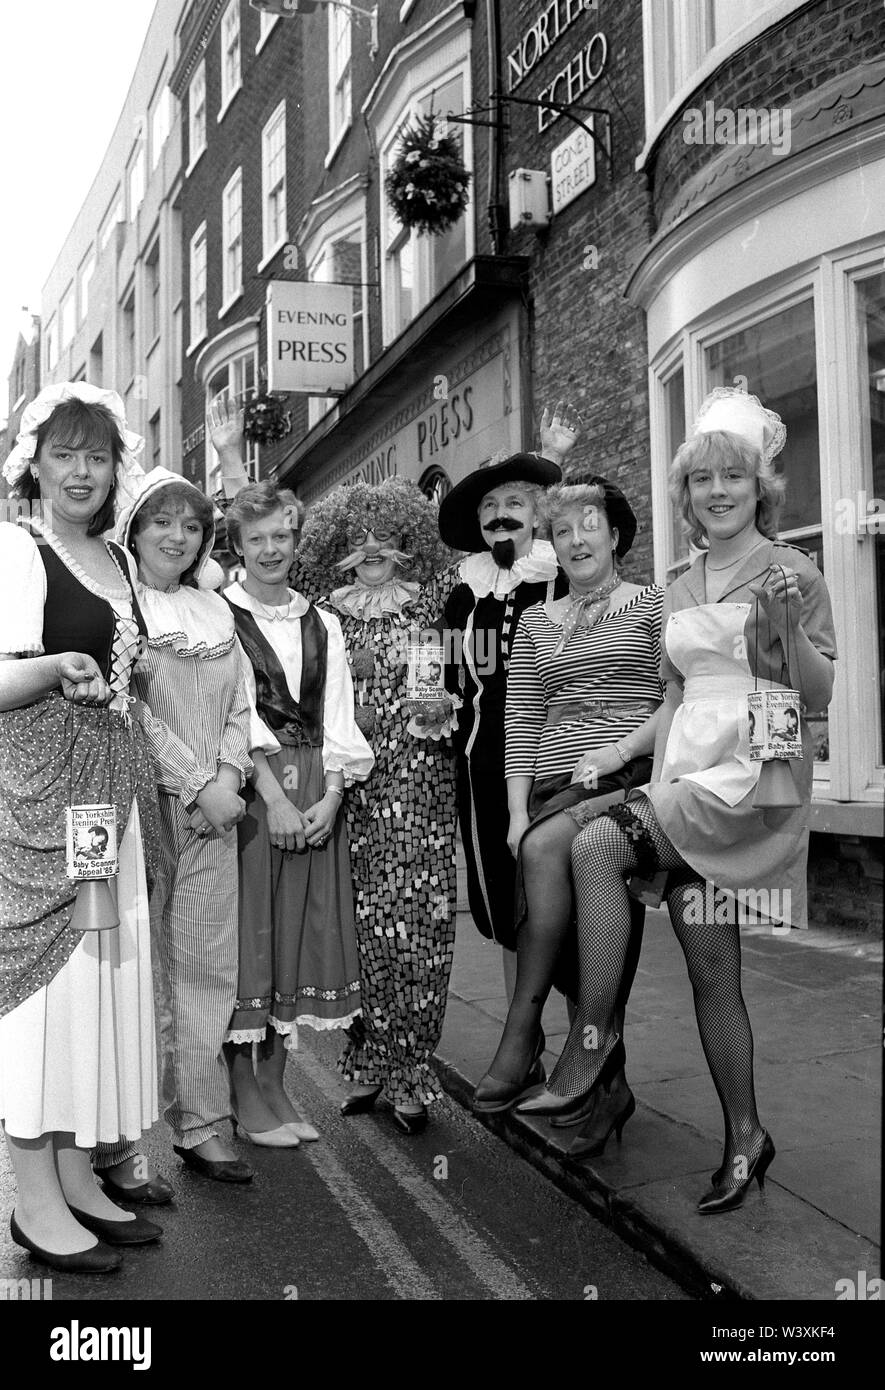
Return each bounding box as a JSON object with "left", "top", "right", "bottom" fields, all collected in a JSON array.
[{"left": 650, "top": 0, "right": 885, "bottom": 230}]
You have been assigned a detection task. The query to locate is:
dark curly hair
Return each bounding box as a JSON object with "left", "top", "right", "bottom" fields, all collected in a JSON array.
[{"left": 296, "top": 477, "right": 454, "bottom": 592}]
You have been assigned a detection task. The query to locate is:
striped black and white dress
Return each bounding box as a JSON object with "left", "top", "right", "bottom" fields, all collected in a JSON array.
[{"left": 505, "top": 585, "right": 665, "bottom": 784}]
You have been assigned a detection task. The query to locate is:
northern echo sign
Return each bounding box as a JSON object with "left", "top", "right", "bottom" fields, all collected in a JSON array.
[
  {"left": 266, "top": 281, "right": 354, "bottom": 394},
  {"left": 551, "top": 121, "right": 596, "bottom": 213}
]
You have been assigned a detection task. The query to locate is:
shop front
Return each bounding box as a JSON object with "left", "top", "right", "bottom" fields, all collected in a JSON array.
[{"left": 276, "top": 257, "right": 530, "bottom": 506}]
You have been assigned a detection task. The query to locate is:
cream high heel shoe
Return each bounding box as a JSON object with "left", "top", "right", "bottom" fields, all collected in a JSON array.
[{"left": 234, "top": 1122, "right": 300, "bottom": 1148}]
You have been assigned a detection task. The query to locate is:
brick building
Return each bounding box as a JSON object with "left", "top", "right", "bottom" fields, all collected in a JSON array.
[
  {"left": 628, "top": 0, "right": 885, "bottom": 918},
  {"left": 0, "top": 316, "right": 41, "bottom": 499},
  {"left": 165, "top": 0, "right": 881, "bottom": 921},
  {"left": 38, "top": 0, "right": 186, "bottom": 474}
]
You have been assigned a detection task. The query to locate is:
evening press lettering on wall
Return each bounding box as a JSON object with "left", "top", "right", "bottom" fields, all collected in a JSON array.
[{"left": 416, "top": 385, "right": 474, "bottom": 463}]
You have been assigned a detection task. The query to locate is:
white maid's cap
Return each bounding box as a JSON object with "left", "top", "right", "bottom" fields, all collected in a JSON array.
[{"left": 693, "top": 387, "right": 786, "bottom": 465}]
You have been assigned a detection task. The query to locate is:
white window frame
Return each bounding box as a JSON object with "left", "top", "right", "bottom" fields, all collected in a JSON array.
[
  {"left": 188, "top": 221, "right": 208, "bottom": 354},
  {"left": 78, "top": 253, "right": 96, "bottom": 325},
  {"left": 377, "top": 57, "right": 474, "bottom": 346},
  {"left": 188, "top": 60, "right": 207, "bottom": 172},
  {"left": 128, "top": 144, "right": 146, "bottom": 222},
  {"left": 221, "top": 168, "right": 244, "bottom": 315},
  {"left": 638, "top": 0, "right": 810, "bottom": 170},
  {"left": 327, "top": 2, "right": 352, "bottom": 164},
  {"left": 218, "top": 0, "right": 242, "bottom": 122},
  {"left": 256, "top": 10, "right": 279, "bottom": 52},
  {"left": 260, "top": 100, "right": 287, "bottom": 266},
  {"left": 151, "top": 83, "right": 173, "bottom": 170}
]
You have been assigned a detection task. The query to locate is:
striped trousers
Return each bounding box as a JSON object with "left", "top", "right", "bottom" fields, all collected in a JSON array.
[{"left": 95, "top": 794, "right": 238, "bottom": 1163}]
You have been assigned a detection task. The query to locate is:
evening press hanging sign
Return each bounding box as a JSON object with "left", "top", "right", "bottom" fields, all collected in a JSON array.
[
  {"left": 266, "top": 281, "right": 354, "bottom": 394},
  {"left": 507, "top": 0, "right": 608, "bottom": 132}
]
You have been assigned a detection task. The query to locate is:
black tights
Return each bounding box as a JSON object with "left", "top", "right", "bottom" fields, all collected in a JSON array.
[
  {"left": 549, "top": 798, "right": 766, "bottom": 1183},
  {"left": 485, "top": 810, "right": 644, "bottom": 1083}
]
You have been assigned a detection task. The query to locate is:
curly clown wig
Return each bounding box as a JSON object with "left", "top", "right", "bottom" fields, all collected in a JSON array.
[{"left": 297, "top": 477, "right": 454, "bottom": 591}]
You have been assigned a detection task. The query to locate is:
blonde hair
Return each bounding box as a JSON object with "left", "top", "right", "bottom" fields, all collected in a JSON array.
[
  {"left": 669, "top": 431, "right": 785, "bottom": 550},
  {"left": 225, "top": 481, "right": 304, "bottom": 554}
]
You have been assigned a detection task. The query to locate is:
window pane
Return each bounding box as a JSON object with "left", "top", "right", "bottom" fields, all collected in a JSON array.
[
  {"left": 664, "top": 366, "right": 687, "bottom": 563},
  {"left": 704, "top": 299, "right": 820, "bottom": 534},
  {"left": 857, "top": 272, "right": 885, "bottom": 765}
]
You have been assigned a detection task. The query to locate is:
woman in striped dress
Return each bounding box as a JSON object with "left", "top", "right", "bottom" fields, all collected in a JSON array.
[{"left": 473, "top": 481, "right": 664, "bottom": 1149}]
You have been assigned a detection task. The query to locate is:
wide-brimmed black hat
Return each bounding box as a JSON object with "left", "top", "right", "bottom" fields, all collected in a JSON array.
[
  {"left": 553, "top": 474, "right": 637, "bottom": 558},
  {"left": 438, "top": 452, "right": 561, "bottom": 552}
]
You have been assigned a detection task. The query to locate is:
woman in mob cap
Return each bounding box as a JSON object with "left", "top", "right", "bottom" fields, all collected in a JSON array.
[{"left": 517, "top": 388, "right": 837, "bottom": 1214}]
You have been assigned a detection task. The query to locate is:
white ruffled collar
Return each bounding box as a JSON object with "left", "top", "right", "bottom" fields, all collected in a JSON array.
[
  {"left": 225, "top": 582, "right": 309, "bottom": 622},
  {"left": 137, "top": 581, "right": 235, "bottom": 660},
  {"left": 459, "top": 540, "right": 560, "bottom": 598},
  {"left": 329, "top": 578, "right": 421, "bottom": 620}
]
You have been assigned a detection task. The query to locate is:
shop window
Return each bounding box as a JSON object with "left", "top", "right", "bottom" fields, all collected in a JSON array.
[
  {"left": 189, "top": 60, "right": 207, "bottom": 168},
  {"left": 856, "top": 272, "right": 885, "bottom": 767},
  {"left": 328, "top": 3, "right": 352, "bottom": 156},
  {"left": 189, "top": 222, "right": 208, "bottom": 350},
  {"left": 220, "top": 1, "right": 242, "bottom": 117},
  {"left": 704, "top": 300, "right": 821, "bottom": 543},
  {"left": 206, "top": 349, "right": 258, "bottom": 495},
  {"left": 222, "top": 169, "right": 243, "bottom": 311},
  {"left": 262, "top": 102, "right": 287, "bottom": 263},
  {"left": 380, "top": 69, "right": 472, "bottom": 345}
]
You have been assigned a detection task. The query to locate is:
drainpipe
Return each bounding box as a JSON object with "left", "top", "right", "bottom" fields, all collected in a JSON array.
[{"left": 485, "top": 0, "right": 507, "bottom": 255}]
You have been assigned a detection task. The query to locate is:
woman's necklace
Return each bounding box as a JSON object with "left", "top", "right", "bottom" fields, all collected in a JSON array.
[
  {"left": 247, "top": 589, "right": 292, "bottom": 621},
  {"left": 706, "top": 538, "right": 768, "bottom": 572}
]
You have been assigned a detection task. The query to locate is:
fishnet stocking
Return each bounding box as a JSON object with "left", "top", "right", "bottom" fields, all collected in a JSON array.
[{"left": 548, "top": 798, "right": 766, "bottom": 1181}]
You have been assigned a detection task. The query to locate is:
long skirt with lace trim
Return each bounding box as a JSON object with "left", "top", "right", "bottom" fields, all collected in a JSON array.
[{"left": 227, "top": 741, "right": 360, "bottom": 1049}]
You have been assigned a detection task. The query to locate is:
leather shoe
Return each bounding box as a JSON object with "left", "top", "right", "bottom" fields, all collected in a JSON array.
[
  {"left": 96, "top": 1170, "right": 175, "bottom": 1206},
  {"left": 341, "top": 1084, "right": 382, "bottom": 1116},
  {"left": 10, "top": 1212, "right": 122, "bottom": 1274},
  {"left": 234, "top": 1122, "right": 300, "bottom": 1148},
  {"left": 66, "top": 1203, "right": 162, "bottom": 1246},
  {"left": 172, "top": 1144, "right": 254, "bottom": 1183},
  {"left": 392, "top": 1106, "right": 427, "bottom": 1135}
]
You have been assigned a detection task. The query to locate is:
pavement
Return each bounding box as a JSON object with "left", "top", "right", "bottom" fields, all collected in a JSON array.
[{"left": 435, "top": 844, "right": 882, "bottom": 1302}]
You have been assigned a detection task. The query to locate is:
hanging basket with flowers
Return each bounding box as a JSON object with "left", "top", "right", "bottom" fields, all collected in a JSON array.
[
  {"left": 385, "top": 113, "right": 471, "bottom": 237},
  {"left": 243, "top": 393, "right": 291, "bottom": 446}
]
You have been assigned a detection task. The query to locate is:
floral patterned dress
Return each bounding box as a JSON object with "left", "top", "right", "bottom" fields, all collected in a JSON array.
[{"left": 330, "top": 583, "right": 458, "bottom": 1107}]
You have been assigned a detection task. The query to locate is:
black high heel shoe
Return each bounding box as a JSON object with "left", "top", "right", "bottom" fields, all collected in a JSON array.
[
  {"left": 10, "top": 1213, "right": 122, "bottom": 1274},
  {"left": 567, "top": 1090, "right": 636, "bottom": 1159},
  {"left": 66, "top": 1204, "right": 163, "bottom": 1246},
  {"left": 392, "top": 1106, "right": 428, "bottom": 1136},
  {"left": 697, "top": 1132, "right": 776, "bottom": 1215},
  {"left": 516, "top": 1037, "right": 624, "bottom": 1118},
  {"left": 472, "top": 1030, "right": 547, "bottom": 1115},
  {"left": 95, "top": 1165, "right": 175, "bottom": 1206},
  {"left": 340, "top": 1084, "right": 382, "bottom": 1116}
]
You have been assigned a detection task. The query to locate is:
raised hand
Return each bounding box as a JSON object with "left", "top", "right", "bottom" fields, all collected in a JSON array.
[
  {"left": 539, "top": 400, "right": 582, "bottom": 463},
  {"left": 207, "top": 394, "right": 245, "bottom": 457}
]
